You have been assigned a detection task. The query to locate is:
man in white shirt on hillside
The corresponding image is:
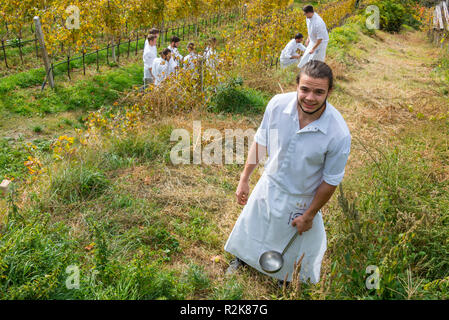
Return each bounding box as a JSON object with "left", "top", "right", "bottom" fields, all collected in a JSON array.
[
  {"left": 298, "top": 5, "right": 329, "bottom": 69},
  {"left": 280, "top": 33, "right": 307, "bottom": 68},
  {"left": 143, "top": 34, "right": 158, "bottom": 87},
  {"left": 225, "top": 61, "right": 351, "bottom": 288},
  {"left": 152, "top": 48, "right": 171, "bottom": 86},
  {"left": 167, "top": 36, "right": 183, "bottom": 76}
]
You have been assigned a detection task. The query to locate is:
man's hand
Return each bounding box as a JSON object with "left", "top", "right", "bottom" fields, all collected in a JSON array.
[
  {"left": 291, "top": 55, "right": 300, "bottom": 60},
  {"left": 236, "top": 178, "right": 250, "bottom": 205},
  {"left": 291, "top": 214, "right": 314, "bottom": 235}
]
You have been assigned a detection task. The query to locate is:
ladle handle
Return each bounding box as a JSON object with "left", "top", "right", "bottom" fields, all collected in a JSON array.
[{"left": 281, "top": 232, "right": 299, "bottom": 256}]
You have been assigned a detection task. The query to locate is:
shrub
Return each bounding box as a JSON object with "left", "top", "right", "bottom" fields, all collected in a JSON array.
[
  {"left": 208, "top": 77, "right": 268, "bottom": 114},
  {"left": 374, "top": 0, "right": 421, "bottom": 32}
]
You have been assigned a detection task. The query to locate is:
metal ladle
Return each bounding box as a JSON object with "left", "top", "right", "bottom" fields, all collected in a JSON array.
[{"left": 259, "top": 232, "right": 299, "bottom": 273}]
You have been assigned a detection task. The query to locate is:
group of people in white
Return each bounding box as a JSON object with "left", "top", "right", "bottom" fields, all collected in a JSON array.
[
  {"left": 142, "top": 28, "right": 218, "bottom": 88},
  {"left": 280, "top": 5, "right": 329, "bottom": 69},
  {"left": 143, "top": 5, "right": 328, "bottom": 87}
]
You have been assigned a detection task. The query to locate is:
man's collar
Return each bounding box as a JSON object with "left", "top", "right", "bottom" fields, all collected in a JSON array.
[{"left": 283, "top": 94, "right": 330, "bottom": 134}]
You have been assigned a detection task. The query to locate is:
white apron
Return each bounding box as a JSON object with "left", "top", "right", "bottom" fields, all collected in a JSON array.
[
  {"left": 224, "top": 173, "right": 327, "bottom": 283},
  {"left": 298, "top": 40, "right": 328, "bottom": 69}
]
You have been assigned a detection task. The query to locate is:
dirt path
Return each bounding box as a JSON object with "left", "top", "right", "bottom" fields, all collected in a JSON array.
[{"left": 328, "top": 29, "right": 446, "bottom": 174}]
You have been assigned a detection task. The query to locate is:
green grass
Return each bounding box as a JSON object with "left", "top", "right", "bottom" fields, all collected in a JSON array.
[
  {"left": 50, "top": 163, "right": 111, "bottom": 204},
  {"left": 172, "top": 207, "right": 220, "bottom": 246},
  {"left": 0, "top": 138, "right": 29, "bottom": 179},
  {"left": 212, "top": 277, "right": 244, "bottom": 300},
  {"left": 0, "top": 63, "right": 143, "bottom": 115},
  {"left": 325, "top": 118, "right": 449, "bottom": 299}
]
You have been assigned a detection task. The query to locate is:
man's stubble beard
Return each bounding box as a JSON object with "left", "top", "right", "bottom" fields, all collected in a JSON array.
[{"left": 297, "top": 92, "right": 328, "bottom": 115}]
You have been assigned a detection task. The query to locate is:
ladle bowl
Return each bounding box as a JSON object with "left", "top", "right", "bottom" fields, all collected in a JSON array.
[
  {"left": 259, "top": 250, "right": 284, "bottom": 273},
  {"left": 258, "top": 232, "right": 299, "bottom": 274}
]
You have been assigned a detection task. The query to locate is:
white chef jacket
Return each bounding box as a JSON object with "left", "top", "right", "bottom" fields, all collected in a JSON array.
[
  {"left": 225, "top": 92, "right": 351, "bottom": 283},
  {"left": 204, "top": 46, "right": 217, "bottom": 68},
  {"left": 306, "top": 12, "right": 329, "bottom": 44},
  {"left": 254, "top": 91, "right": 351, "bottom": 193},
  {"left": 167, "top": 45, "right": 183, "bottom": 75},
  {"left": 280, "top": 39, "right": 307, "bottom": 61},
  {"left": 183, "top": 52, "right": 199, "bottom": 70},
  {"left": 298, "top": 13, "right": 329, "bottom": 68},
  {"left": 143, "top": 40, "right": 157, "bottom": 79},
  {"left": 152, "top": 57, "right": 169, "bottom": 85}
]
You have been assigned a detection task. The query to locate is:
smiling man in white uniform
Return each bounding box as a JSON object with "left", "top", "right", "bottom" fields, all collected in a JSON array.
[
  {"left": 224, "top": 61, "right": 351, "bottom": 285},
  {"left": 298, "top": 5, "right": 329, "bottom": 69}
]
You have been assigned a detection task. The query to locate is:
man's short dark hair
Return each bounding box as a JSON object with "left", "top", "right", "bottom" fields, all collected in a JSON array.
[
  {"left": 295, "top": 33, "right": 304, "bottom": 40},
  {"left": 296, "top": 60, "right": 333, "bottom": 91},
  {"left": 303, "top": 5, "right": 314, "bottom": 13},
  {"left": 187, "top": 42, "right": 195, "bottom": 50},
  {"left": 171, "top": 36, "right": 180, "bottom": 43},
  {"left": 161, "top": 48, "right": 171, "bottom": 56},
  {"left": 149, "top": 28, "right": 160, "bottom": 35}
]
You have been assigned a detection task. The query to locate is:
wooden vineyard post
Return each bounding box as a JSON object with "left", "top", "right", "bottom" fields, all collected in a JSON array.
[
  {"left": 33, "top": 16, "right": 54, "bottom": 89},
  {"left": 200, "top": 57, "right": 204, "bottom": 93},
  {"left": 1, "top": 40, "right": 9, "bottom": 68},
  {"left": 34, "top": 33, "right": 39, "bottom": 58},
  {"left": 82, "top": 51, "right": 86, "bottom": 75},
  {"left": 117, "top": 38, "right": 120, "bottom": 63},
  {"left": 136, "top": 32, "right": 139, "bottom": 56},
  {"left": 67, "top": 55, "right": 71, "bottom": 79},
  {"left": 18, "top": 38, "right": 23, "bottom": 64}
]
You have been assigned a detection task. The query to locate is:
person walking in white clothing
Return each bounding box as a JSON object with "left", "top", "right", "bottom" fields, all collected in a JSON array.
[
  {"left": 167, "top": 36, "right": 183, "bottom": 75},
  {"left": 143, "top": 35, "right": 158, "bottom": 87},
  {"left": 152, "top": 48, "right": 171, "bottom": 86},
  {"left": 298, "top": 5, "right": 329, "bottom": 69},
  {"left": 280, "top": 33, "right": 307, "bottom": 68},
  {"left": 225, "top": 61, "right": 351, "bottom": 287}
]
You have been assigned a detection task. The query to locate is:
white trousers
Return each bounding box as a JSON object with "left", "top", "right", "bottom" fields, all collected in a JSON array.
[
  {"left": 280, "top": 58, "right": 298, "bottom": 68},
  {"left": 298, "top": 40, "right": 328, "bottom": 68}
]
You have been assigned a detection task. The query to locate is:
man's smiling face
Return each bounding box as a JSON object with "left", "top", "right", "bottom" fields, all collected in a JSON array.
[{"left": 297, "top": 74, "right": 331, "bottom": 115}]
